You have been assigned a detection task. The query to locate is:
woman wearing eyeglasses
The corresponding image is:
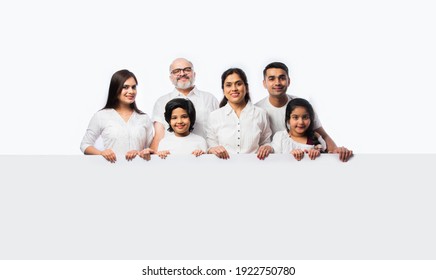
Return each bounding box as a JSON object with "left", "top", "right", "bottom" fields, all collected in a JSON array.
[
  {"left": 80, "top": 69, "right": 155, "bottom": 162},
  {"left": 206, "top": 68, "right": 273, "bottom": 160}
]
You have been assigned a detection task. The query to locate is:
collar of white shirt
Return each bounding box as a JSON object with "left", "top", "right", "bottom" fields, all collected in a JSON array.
[
  {"left": 223, "top": 100, "right": 253, "bottom": 116},
  {"left": 170, "top": 86, "right": 199, "bottom": 98}
]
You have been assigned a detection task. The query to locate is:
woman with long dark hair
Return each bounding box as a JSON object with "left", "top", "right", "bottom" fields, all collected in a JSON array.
[{"left": 80, "top": 69, "right": 154, "bottom": 162}]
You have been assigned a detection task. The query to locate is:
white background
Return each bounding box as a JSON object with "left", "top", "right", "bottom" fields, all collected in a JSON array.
[{"left": 1, "top": 0, "right": 435, "bottom": 154}]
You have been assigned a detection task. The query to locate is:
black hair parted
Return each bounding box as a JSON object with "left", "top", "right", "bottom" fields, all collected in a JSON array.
[
  {"left": 285, "top": 98, "right": 320, "bottom": 145},
  {"left": 102, "top": 69, "right": 144, "bottom": 114},
  {"left": 219, "top": 67, "right": 251, "bottom": 108}
]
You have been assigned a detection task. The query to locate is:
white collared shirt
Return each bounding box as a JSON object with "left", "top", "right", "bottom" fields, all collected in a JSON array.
[
  {"left": 206, "top": 101, "right": 272, "bottom": 154},
  {"left": 255, "top": 94, "right": 322, "bottom": 136},
  {"left": 80, "top": 109, "right": 154, "bottom": 155},
  {"left": 152, "top": 87, "right": 219, "bottom": 138}
]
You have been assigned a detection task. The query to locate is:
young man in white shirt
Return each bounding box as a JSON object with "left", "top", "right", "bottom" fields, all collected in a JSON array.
[
  {"left": 150, "top": 58, "right": 219, "bottom": 150},
  {"left": 255, "top": 62, "right": 353, "bottom": 162}
]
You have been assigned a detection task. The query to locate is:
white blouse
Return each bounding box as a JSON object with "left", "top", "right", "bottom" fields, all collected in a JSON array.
[
  {"left": 206, "top": 101, "right": 272, "bottom": 154},
  {"left": 271, "top": 130, "right": 327, "bottom": 153},
  {"left": 80, "top": 109, "right": 154, "bottom": 155},
  {"left": 158, "top": 132, "right": 207, "bottom": 154}
]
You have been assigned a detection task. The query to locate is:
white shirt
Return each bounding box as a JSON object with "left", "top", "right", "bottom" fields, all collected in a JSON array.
[
  {"left": 271, "top": 130, "right": 327, "bottom": 153},
  {"left": 206, "top": 101, "right": 272, "bottom": 154},
  {"left": 158, "top": 132, "right": 207, "bottom": 154},
  {"left": 80, "top": 109, "right": 154, "bottom": 155},
  {"left": 255, "top": 94, "right": 322, "bottom": 136},
  {"left": 152, "top": 87, "right": 219, "bottom": 138}
]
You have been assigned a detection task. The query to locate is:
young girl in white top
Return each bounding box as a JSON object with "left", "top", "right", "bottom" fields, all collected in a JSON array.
[
  {"left": 206, "top": 68, "right": 272, "bottom": 160},
  {"left": 80, "top": 69, "right": 154, "bottom": 162},
  {"left": 271, "top": 98, "right": 326, "bottom": 161},
  {"left": 157, "top": 98, "right": 207, "bottom": 159}
]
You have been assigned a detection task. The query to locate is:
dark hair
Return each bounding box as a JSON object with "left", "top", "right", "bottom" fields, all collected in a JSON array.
[
  {"left": 102, "top": 69, "right": 143, "bottom": 114},
  {"left": 164, "top": 98, "right": 196, "bottom": 132},
  {"left": 263, "top": 62, "right": 289, "bottom": 78},
  {"left": 285, "top": 98, "right": 319, "bottom": 144},
  {"left": 219, "top": 68, "right": 251, "bottom": 108}
]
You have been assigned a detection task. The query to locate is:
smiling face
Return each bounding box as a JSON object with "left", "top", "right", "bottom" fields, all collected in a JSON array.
[
  {"left": 223, "top": 73, "right": 247, "bottom": 106},
  {"left": 263, "top": 68, "right": 290, "bottom": 97},
  {"left": 170, "top": 107, "right": 191, "bottom": 137},
  {"left": 169, "top": 58, "right": 196, "bottom": 90},
  {"left": 288, "top": 106, "right": 311, "bottom": 137},
  {"left": 118, "top": 77, "right": 137, "bottom": 106}
]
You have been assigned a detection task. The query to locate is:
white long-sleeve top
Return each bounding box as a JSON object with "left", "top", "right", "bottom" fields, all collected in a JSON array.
[
  {"left": 80, "top": 109, "right": 154, "bottom": 155},
  {"left": 206, "top": 101, "right": 272, "bottom": 154},
  {"left": 158, "top": 132, "right": 207, "bottom": 154}
]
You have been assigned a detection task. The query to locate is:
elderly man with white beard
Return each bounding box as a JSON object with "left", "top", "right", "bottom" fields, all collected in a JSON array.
[{"left": 150, "top": 58, "right": 219, "bottom": 150}]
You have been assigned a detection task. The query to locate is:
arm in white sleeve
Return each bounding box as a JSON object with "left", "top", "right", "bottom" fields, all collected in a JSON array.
[
  {"left": 258, "top": 111, "right": 273, "bottom": 147},
  {"left": 205, "top": 114, "right": 219, "bottom": 150},
  {"left": 80, "top": 112, "right": 102, "bottom": 153}
]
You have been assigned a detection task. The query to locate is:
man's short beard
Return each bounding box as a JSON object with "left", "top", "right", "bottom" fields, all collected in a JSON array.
[{"left": 174, "top": 76, "right": 195, "bottom": 90}]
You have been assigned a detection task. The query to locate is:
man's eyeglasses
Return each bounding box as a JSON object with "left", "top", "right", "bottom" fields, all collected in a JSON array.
[{"left": 170, "top": 67, "right": 193, "bottom": 75}]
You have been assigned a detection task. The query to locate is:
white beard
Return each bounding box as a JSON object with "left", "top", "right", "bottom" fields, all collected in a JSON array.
[{"left": 174, "top": 76, "right": 196, "bottom": 90}]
